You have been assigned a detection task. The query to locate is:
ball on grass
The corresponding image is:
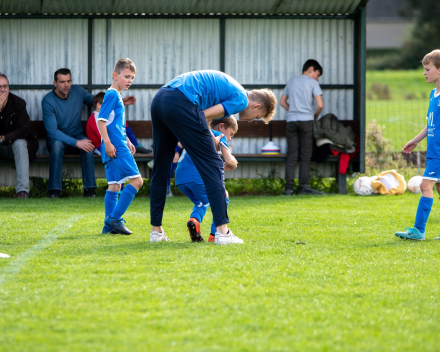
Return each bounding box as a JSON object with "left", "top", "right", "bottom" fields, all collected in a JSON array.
[
  {"left": 353, "top": 176, "right": 375, "bottom": 195},
  {"left": 407, "top": 176, "right": 423, "bottom": 194}
]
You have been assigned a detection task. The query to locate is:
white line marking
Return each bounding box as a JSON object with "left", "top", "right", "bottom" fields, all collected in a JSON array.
[{"left": 0, "top": 215, "right": 81, "bottom": 285}]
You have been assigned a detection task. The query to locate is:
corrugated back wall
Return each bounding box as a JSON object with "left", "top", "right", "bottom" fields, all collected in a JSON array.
[{"left": 0, "top": 17, "right": 354, "bottom": 180}]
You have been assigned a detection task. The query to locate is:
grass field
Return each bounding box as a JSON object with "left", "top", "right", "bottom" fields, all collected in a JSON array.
[
  {"left": 366, "top": 70, "right": 431, "bottom": 151},
  {"left": 1, "top": 195, "right": 439, "bottom": 352}
]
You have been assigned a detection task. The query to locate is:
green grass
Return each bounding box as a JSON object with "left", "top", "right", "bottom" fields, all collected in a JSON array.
[
  {"left": 1, "top": 195, "right": 440, "bottom": 351},
  {"left": 366, "top": 70, "right": 433, "bottom": 151}
]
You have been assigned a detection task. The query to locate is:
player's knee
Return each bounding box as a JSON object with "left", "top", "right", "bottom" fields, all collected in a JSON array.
[
  {"left": 108, "top": 183, "right": 120, "bottom": 192},
  {"left": 420, "top": 180, "right": 434, "bottom": 193},
  {"left": 130, "top": 176, "right": 143, "bottom": 190}
]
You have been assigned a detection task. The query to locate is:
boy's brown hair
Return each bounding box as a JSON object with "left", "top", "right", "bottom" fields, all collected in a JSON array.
[
  {"left": 248, "top": 89, "right": 277, "bottom": 124},
  {"left": 93, "top": 92, "right": 105, "bottom": 110},
  {"left": 210, "top": 116, "right": 238, "bottom": 133},
  {"left": 422, "top": 50, "right": 440, "bottom": 69},
  {"left": 113, "top": 58, "right": 136, "bottom": 74}
]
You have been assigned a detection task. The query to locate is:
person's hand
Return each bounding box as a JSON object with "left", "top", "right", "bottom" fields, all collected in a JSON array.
[
  {"left": 128, "top": 140, "right": 136, "bottom": 155},
  {"left": 224, "top": 162, "right": 238, "bottom": 170},
  {"left": 104, "top": 141, "right": 117, "bottom": 158},
  {"left": 0, "top": 91, "right": 8, "bottom": 109},
  {"left": 76, "top": 139, "right": 95, "bottom": 153},
  {"left": 402, "top": 140, "right": 418, "bottom": 154},
  {"left": 213, "top": 133, "right": 224, "bottom": 151},
  {"left": 123, "top": 96, "right": 136, "bottom": 106}
]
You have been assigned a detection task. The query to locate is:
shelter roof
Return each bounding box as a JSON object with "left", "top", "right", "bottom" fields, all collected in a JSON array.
[{"left": 0, "top": 0, "right": 368, "bottom": 16}]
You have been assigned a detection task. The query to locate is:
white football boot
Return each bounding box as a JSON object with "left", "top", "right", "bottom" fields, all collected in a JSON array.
[
  {"left": 150, "top": 231, "right": 169, "bottom": 242},
  {"left": 214, "top": 229, "right": 244, "bottom": 245}
]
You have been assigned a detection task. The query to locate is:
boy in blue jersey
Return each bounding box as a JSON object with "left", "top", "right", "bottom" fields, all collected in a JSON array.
[
  {"left": 98, "top": 58, "right": 144, "bottom": 236},
  {"left": 395, "top": 50, "right": 440, "bottom": 241},
  {"left": 176, "top": 116, "right": 240, "bottom": 243},
  {"left": 150, "top": 70, "right": 277, "bottom": 244}
]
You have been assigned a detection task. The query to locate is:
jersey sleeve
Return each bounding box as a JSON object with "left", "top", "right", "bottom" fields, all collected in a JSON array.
[
  {"left": 282, "top": 84, "right": 289, "bottom": 97},
  {"left": 220, "top": 135, "right": 230, "bottom": 150},
  {"left": 98, "top": 91, "right": 117, "bottom": 121},
  {"left": 313, "top": 81, "right": 323, "bottom": 97},
  {"left": 221, "top": 91, "right": 248, "bottom": 116}
]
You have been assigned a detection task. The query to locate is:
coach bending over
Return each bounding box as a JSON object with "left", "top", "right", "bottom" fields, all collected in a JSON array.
[{"left": 149, "top": 70, "right": 277, "bottom": 244}]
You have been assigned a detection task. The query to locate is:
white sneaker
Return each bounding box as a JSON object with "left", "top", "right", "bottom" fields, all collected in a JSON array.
[
  {"left": 150, "top": 231, "right": 169, "bottom": 242},
  {"left": 214, "top": 229, "right": 244, "bottom": 245}
]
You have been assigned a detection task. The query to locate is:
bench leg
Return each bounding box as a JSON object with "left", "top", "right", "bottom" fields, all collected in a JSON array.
[{"left": 335, "top": 161, "right": 347, "bottom": 194}]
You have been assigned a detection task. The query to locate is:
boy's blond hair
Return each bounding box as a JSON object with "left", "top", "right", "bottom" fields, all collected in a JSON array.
[
  {"left": 210, "top": 116, "right": 238, "bottom": 133},
  {"left": 113, "top": 58, "right": 136, "bottom": 74},
  {"left": 422, "top": 50, "right": 440, "bottom": 69},
  {"left": 248, "top": 89, "right": 277, "bottom": 124}
]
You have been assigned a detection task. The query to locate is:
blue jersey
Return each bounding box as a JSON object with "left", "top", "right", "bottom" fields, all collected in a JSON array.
[
  {"left": 98, "top": 89, "right": 130, "bottom": 163},
  {"left": 426, "top": 89, "right": 440, "bottom": 159},
  {"left": 164, "top": 70, "right": 248, "bottom": 117},
  {"left": 175, "top": 130, "right": 230, "bottom": 186}
]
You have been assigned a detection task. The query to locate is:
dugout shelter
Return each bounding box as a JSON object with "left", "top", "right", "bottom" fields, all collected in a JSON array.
[{"left": 0, "top": 0, "right": 368, "bottom": 193}]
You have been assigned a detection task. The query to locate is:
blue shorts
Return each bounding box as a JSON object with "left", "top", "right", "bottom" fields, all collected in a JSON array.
[
  {"left": 105, "top": 154, "right": 141, "bottom": 185},
  {"left": 423, "top": 158, "right": 440, "bottom": 182}
]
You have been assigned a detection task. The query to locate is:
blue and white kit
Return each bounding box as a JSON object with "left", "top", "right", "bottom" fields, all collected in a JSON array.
[
  {"left": 98, "top": 88, "right": 140, "bottom": 184},
  {"left": 175, "top": 130, "right": 230, "bottom": 234},
  {"left": 423, "top": 89, "right": 440, "bottom": 181}
]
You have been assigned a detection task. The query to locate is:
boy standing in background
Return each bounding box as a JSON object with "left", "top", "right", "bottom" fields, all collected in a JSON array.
[{"left": 280, "top": 59, "right": 324, "bottom": 196}]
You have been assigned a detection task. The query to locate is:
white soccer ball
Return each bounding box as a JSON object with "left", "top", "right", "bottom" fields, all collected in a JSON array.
[
  {"left": 353, "top": 176, "right": 374, "bottom": 195},
  {"left": 407, "top": 176, "right": 423, "bottom": 194}
]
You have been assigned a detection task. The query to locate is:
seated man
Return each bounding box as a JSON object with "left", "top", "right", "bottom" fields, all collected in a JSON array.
[
  {"left": 42, "top": 68, "right": 97, "bottom": 198},
  {"left": 0, "top": 73, "right": 39, "bottom": 198}
]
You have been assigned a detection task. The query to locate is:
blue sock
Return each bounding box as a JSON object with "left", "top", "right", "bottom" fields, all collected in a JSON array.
[
  {"left": 104, "top": 190, "right": 118, "bottom": 226},
  {"left": 190, "top": 203, "right": 207, "bottom": 223},
  {"left": 211, "top": 197, "right": 229, "bottom": 234},
  {"left": 414, "top": 196, "right": 433, "bottom": 233},
  {"left": 110, "top": 184, "right": 138, "bottom": 220}
]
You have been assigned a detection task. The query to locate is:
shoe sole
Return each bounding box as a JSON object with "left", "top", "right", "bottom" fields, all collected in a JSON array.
[
  {"left": 187, "top": 220, "right": 204, "bottom": 242},
  {"left": 150, "top": 236, "right": 169, "bottom": 242},
  {"left": 395, "top": 234, "right": 425, "bottom": 241}
]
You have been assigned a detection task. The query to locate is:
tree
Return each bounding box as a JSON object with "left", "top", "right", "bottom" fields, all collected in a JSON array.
[{"left": 398, "top": 0, "right": 440, "bottom": 69}]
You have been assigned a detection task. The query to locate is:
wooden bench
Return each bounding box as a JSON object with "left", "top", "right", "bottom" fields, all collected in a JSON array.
[{"left": 2, "top": 120, "right": 360, "bottom": 194}]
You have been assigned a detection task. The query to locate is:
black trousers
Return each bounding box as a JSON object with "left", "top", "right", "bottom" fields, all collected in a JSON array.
[
  {"left": 285, "top": 120, "right": 314, "bottom": 189},
  {"left": 150, "top": 88, "right": 228, "bottom": 227}
]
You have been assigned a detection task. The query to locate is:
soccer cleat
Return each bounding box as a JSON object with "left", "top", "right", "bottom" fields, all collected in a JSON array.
[
  {"left": 208, "top": 234, "right": 215, "bottom": 242},
  {"left": 433, "top": 235, "right": 440, "bottom": 240},
  {"left": 187, "top": 218, "right": 204, "bottom": 242},
  {"left": 214, "top": 229, "right": 244, "bottom": 245},
  {"left": 102, "top": 225, "right": 118, "bottom": 234},
  {"left": 395, "top": 227, "right": 425, "bottom": 241},
  {"left": 150, "top": 231, "right": 169, "bottom": 242},
  {"left": 105, "top": 216, "right": 132, "bottom": 235}
]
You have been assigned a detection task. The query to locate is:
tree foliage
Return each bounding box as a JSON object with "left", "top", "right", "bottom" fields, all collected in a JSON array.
[{"left": 398, "top": 0, "right": 440, "bottom": 69}]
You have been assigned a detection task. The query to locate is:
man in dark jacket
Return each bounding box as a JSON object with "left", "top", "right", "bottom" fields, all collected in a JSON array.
[{"left": 0, "top": 73, "right": 39, "bottom": 198}]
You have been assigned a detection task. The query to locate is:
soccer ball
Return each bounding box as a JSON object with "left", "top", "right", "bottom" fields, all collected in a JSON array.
[
  {"left": 353, "top": 176, "right": 375, "bottom": 195},
  {"left": 407, "top": 176, "right": 423, "bottom": 194}
]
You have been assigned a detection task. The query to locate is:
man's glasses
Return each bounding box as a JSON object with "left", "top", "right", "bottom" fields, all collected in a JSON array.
[{"left": 0, "top": 85, "right": 9, "bottom": 90}]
